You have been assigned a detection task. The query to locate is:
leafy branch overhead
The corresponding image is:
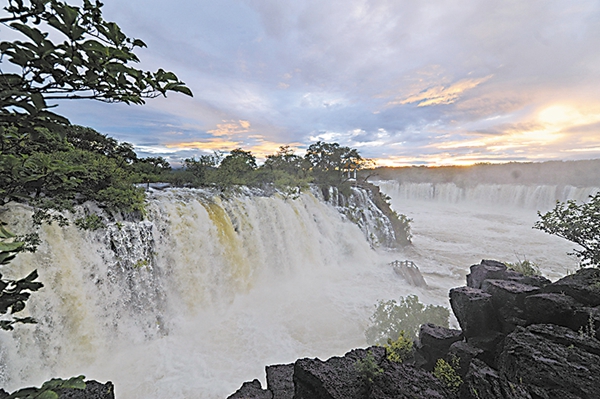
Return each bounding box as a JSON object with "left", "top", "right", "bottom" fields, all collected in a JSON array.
[
  {"left": 0, "top": 223, "right": 43, "bottom": 331},
  {"left": 0, "top": 0, "right": 192, "bottom": 134}
]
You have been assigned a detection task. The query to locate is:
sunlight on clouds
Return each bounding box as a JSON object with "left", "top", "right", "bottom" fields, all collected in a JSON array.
[
  {"left": 208, "top": 120, "right": 251, "bottom": 137},
  {"left": 388, "top": 75, "right": 493, "bottom": 107},
  {"left": 166, "top": 139, "right": 243, "bottom": 151},
  {"left": 414, "top": 102, "right": 600, "bottom": 165},
  {"left": 538, "top": 104, "right": 600, "bottom": 127}
]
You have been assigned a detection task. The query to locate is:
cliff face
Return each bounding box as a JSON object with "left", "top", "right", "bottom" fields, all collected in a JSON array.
[{"left": 228, "top": 261, "right": 600, "bottom": 399}]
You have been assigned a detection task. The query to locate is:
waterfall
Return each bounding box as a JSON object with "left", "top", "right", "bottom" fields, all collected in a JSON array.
[
  {"left": 375, "top": 181, "right": 599, "bottom": 211},
  {"left": 0, "top": 189, "right": 425, "bottom": 399}
]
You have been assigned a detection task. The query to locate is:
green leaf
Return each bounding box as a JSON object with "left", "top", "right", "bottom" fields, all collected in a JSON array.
[{"left": 0, "top": 241, "right": 25, "bottom": 252}]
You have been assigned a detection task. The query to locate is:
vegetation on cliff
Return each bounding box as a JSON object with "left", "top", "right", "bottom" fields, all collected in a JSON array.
[{"left": 535, "top": 191, "right": 600, "bottom": 267}]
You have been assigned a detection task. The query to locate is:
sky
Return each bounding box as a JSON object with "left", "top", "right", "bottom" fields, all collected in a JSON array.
[{"left": 27, "top": 1, "right": 600, "bottom": 165}]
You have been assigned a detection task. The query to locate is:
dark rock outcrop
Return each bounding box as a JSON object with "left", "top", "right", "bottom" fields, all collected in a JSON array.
[
  {"left": 416, "top": 324, "right": 462, "bottom": 371},
  {"left": 227, "top": 379, "right": 272, "bottom": 399},
  {"left": 293, "top": 346, "right": 453, "bottom": 399},
  {"left": 266, "top": 364, "right": 294, "bottom": 399},
  {"left": 228, "top": 260, "right": 600, "bottom": 399},
  {"left": 449, "top": 286, "right": 499, "bottom": 337}
]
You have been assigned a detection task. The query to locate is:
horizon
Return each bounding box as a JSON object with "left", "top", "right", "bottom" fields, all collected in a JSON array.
[{"left": 8, "top": 0, "right": 600, "bottom": 167}]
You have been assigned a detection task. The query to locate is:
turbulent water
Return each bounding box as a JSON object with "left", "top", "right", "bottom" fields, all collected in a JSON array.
[{"left": 0, "top": 182, "right": 597, "bottom": 398}]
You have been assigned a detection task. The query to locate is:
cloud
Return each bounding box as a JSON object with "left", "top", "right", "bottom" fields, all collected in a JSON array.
[
  {"left": 208, "top": 120, "right": 252, "bottom": 137},
  {"left": 388, "top": 75, "right": 493, "bottom": 107},
  {"left": 47, "top": 0, "right": 600, "bottom": 166}
]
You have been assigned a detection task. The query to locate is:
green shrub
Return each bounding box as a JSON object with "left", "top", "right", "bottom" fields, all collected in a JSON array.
[
  {"left": 504, "top": 258, "right": 541, "bottom": 276},
  {"left": 384, "top": 330, "right": 413, "bottom": 363},
  {"left": 74, "top": 215, "right": 105, "bottom": 231},
  {"left": 354, "top": 351, "right": 383, "bottom": 384},
  {"left": 433, "top": 358, "right": 462, "bottom": 394}
]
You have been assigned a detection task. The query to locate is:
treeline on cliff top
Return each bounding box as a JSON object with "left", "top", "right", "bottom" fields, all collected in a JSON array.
[
  {"left": 371, "top": 159, "right": 600, "bottom": 188},
  {"left": 1, "top": 123, "right": 371, "bottom": 218}
]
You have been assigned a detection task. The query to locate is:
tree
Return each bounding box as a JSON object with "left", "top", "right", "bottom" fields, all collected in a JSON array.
[
  {"left": 365, "top": 295, "right": 449, "bottom": 345},
  {"left": 260, "top": 146, "right": 311, "bottom": 198},
  {"left": 534, "top": 192, "right": 600, "bottom": 267},
  {"left": 304, "top": 141, "right": 367, "bottom": 187},
  {"left": 183, "top": 152, "right": 221, "bottom": 185},
  {"left": 216, "top": 148, "right": 257, "bottom": 186}
]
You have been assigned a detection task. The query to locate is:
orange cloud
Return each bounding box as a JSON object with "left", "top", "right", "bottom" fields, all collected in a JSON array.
[
  {"left": 166, "top": 139, "right": 242, "bottom": 151},
  {"left": 388, "top": 75, "right": 493, "bottom": 107},
  {"left": 208, "top": 120, "right": 252, "bottom": 137}
]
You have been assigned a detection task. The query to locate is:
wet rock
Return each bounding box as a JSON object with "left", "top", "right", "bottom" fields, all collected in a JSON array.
[
  {"left": 466, "top": 260, "right": 508, "bottom": 289},
  {"left": 369, "top": 361, "right": 454, "bottom": 399},
  {"left": 416, "top": 323, "right": 462, "bottom": 371},
  {"left": 449, "top": 286, "right": 499, "bottom": 337},
  {"left": 266, "top": 364, "right": 294, "bottom": 399},
  {"left": 447, "top": 341, "right": 484, "bottom": 378},
  {"left": 498, "top": 324, "right": 600, "bottom": 399},
  {"left": 461, "top": 359, "right": 531, "bottom": 399},
  {"left": 293, "top": 346, "right": 452, "bottom": 399},
  {"left": 504, "top": 271, "right": 551, "bottom": 288},
  {"left": 293, "top": 347, "right": 384, "bottom": 399},
  {"left": 541, "top": 268, "right": 600, "bottom": 306},
  {"left": 482, "top": 279, "right": 539, "bottom": 333},
  {"left": 524, "top": 292, "right": 580, "bottom": 327},
  {"left": 227, "top": 379, "right": 272, "bottom": 399}
]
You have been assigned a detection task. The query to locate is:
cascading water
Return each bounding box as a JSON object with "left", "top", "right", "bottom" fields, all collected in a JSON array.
[
  {"left": 1, "top": 181, "right": 596, "bottom": 398},
  {"left": 376, "top": 181, "right": 599, "bottom": 210},
  {"left": 377, "top": 180, "right": 600, "bottom": 282},
  {"left": 0, "top": 189, "right": 426, "bottom": 399}
]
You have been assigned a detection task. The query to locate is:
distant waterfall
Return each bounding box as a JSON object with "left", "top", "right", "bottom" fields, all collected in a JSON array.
[
  {"left": 0, "top": 189, "right": 420, "bottom": 399},
  {"left": 375, "top": 181, "right": 599, "bottom": 210}
]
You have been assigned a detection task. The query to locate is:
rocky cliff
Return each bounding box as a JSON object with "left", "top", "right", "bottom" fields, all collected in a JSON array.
[{"left": 228, "top": 260, "right": 600, "bottom": 399}]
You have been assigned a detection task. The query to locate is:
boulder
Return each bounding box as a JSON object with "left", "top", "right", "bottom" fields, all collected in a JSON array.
[
  {"left": 369, "top": 361, "right": 454, "bottom": 399},
  {"left": 481, "top": 279, "right": 540, "bottom": 333},
  {"left": 446, "top": 341, "right": 484, "bottom": 378},
  {"left": 524, "top": 292, "right": 580, "bottom": 327},
  {"left": 461, "top": 359, "right": 531, "bottom": 399},
  {"left": 416, "top": 323, "right": 462, "bottom": 371},
  {"left": 541, "top": 268, "right": 600, "bottom": 306},
  {"left": 504, "top": 270, "right": 551, "bottom": 288},
  {"left": 498, "top": 324, "right": 600, "bottom": 398},
  {"left": 266, "top": 364, "right": 294, "bottom": 399},
  {"left": 466, "top": 260, "right": 508, "bottom": 289},
  {"left": 293, "top": 346, "right": 452, "bottom": 399},
  {"left": 449, "top": 286, "right": 499, "bottom": 337},
  {"left": 227, "top": 379, "right": 272, "bottom": 399},
  {"left": 293, "top": 347, "right": 383, "bottom": 399}
]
